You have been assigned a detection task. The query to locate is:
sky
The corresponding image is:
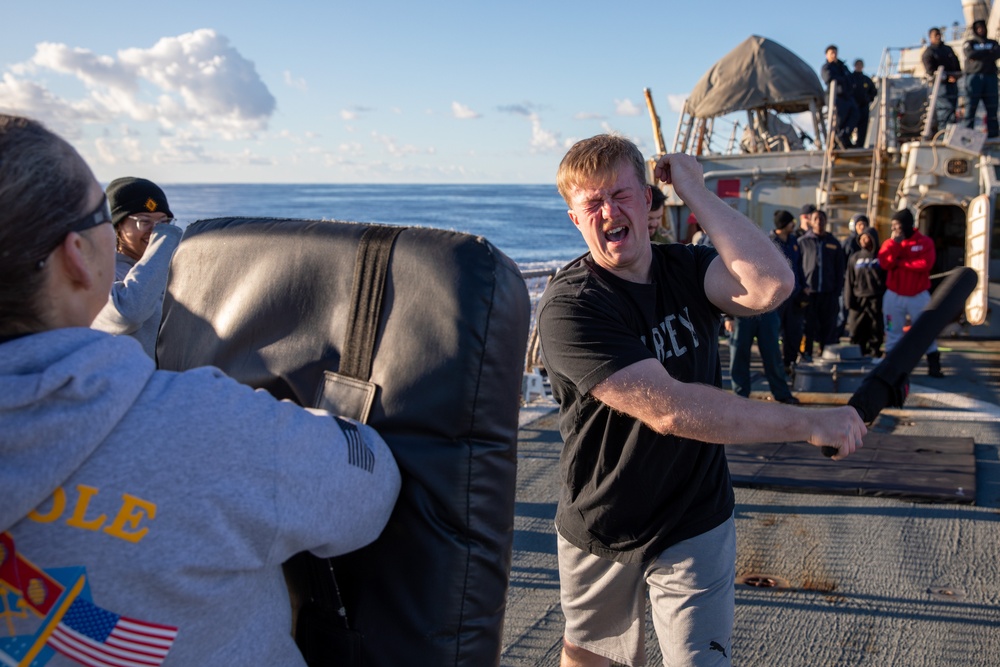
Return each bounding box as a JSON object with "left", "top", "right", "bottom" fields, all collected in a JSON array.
[{"left": 0, "top": 0, "right": 970, "bottom": 184}]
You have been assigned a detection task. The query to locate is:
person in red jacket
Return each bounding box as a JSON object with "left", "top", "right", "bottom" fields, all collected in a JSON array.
[{"left": 878, "top": 208, "right": 944, "bottom": 377}]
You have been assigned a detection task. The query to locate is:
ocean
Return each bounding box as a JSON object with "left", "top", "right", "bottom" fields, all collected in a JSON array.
[{"left": 163, "top": 183, "right": 588, "bottom": 272}]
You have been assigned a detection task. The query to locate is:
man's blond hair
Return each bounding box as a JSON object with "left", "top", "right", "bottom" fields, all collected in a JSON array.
[{"left": 556, "top": 134, "right": 647, "bottom": 205}]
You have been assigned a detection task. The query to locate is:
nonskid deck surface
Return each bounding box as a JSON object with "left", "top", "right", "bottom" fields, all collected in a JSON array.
[{"left": 502, "top": 339, "right": 1000, "bottom": 666}]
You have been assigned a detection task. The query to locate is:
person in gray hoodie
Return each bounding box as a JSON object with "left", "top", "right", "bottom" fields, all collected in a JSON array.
[
  {"left": 0, "top": 114, "right": 401, "bottom": 666},
  {"left": 90, "top": 177, "right": 182, "bottom": 359}
]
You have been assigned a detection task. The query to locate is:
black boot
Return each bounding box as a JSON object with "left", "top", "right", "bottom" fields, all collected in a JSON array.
[{"left": 927, "top": 351, "right": 944, "bottom": 378}]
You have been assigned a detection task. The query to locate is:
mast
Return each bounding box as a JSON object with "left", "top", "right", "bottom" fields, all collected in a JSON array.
[{"left": 643, "top": 88, "right": 668, "bottom": 156}]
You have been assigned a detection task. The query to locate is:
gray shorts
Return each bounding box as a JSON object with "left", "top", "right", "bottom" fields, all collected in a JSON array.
[{"left": 557, "top": 516, "right": 735, "bottom": 666}]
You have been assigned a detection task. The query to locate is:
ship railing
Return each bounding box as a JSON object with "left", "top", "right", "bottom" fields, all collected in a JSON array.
[
  {"left": 922, "top": 67, "right": 946, "bottom": 140},
  {"left": 519, "top": 267, "right": 556, "bottom": 402}
]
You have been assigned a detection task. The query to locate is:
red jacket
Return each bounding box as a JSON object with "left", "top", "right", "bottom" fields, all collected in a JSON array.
[{"left": 878, "top": 230, "right": 936, "bottom": 296}]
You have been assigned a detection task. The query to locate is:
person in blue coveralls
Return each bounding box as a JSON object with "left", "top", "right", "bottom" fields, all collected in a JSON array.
[
  {"left": 822, "top": 45, "right": 860, "bottom": 148},
  {"left": 771, "top": 209, "right": 808, "bottom": 374},
  {"left": 849, "top": 59, "right": 877, "bottom": 146},
  {"left": 799, "top": 210, "right": 847, "bottom": 360},
  {"left": 538, "top": 134, "right": 865, "bottom": 667},
  {"left": 963, "top": 19, "right": 1000, "bottom": 137},
  {"left": 725, "top": 213, "right": 800, "bottom": 404}
]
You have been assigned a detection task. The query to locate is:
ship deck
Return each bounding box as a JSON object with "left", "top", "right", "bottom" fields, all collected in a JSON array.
[{"left": 501, "top": 337, "right": 1000, "bottom": 666}]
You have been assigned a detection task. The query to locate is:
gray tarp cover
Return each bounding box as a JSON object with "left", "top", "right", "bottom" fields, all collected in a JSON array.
[{"left": 686, "top": 35, "right": 825, "bottom": 117}]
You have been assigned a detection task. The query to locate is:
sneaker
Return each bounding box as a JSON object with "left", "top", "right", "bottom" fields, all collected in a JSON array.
[{"left": 777, "top": 396, "right": 801, "bottom": 405}]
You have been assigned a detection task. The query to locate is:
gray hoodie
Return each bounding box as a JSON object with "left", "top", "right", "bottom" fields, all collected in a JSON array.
[
  {"left": 0, "top": 328, "right": 400, "bottom": 666},
  {"left": 91, "top": 223, "right": 183, "bottom": 359}
]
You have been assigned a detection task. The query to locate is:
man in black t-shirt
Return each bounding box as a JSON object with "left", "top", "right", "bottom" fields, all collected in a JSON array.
[{"left": 539, "top": 135, "right": 865, "bottom": 667}]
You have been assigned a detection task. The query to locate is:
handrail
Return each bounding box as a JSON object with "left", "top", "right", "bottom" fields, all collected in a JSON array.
[
  {"left": 866, "top": 72, "right": 890, "bottom": 224},
  {"left": 818, "top": 81, "right": 839, "bottom": 210},
  {"left": 922, "top": 67, "right": 945, "bottom": 140}
]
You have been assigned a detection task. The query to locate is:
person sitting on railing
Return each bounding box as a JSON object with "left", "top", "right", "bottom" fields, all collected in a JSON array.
[
  {"left": 821, "top": 45, "right": 860, "bottom": 148},
  {"left": 923, "top": 27, "right": 962, "bottom": 132},
  {"left": 849, "top": 59, "right": 878, "bottom": 146}
]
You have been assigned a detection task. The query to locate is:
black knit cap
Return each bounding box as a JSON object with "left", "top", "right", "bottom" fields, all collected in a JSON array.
[
  {"left": 106, "top": 177, "right": 172, "bottom": 227},
  {"left": 774, "top": 210, "right": 794, "bottom": 229},
  {"left": 891, "top": 208, "right": 915, "bottom": 236},
  {"left": 800, "top": 203, "right": 817, "bottom": 216}
]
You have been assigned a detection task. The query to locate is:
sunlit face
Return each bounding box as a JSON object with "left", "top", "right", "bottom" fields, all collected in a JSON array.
[
  {"left": 116, "top": 210, "right": 170, "bottom": 261},
  {"left": 826, "top": 48, "right": 838, "bottom": 63},
  {"left": 854, "top": 219, "right": 867, "bottom": 235},
  {"left": 647, "top": 205, "right": 664, "bottom": 239},
  {"left": 567, "top": 162, "right": 653, "bottom": 282}
]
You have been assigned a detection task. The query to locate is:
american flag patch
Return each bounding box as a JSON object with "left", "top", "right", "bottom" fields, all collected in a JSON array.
[
  {"left": 48, "top": 596, "right": 177, "bottom": 666},
  {"left": 335, "top": 416, "right": 375, "bottom": 473}
]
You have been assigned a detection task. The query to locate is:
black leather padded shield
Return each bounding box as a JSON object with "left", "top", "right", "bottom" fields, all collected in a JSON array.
[{"left": 156, "top": 217, "right": 529, "bottom": 667}]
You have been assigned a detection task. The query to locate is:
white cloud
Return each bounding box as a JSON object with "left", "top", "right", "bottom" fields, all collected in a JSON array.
[
  {"left": 451, "top": 101, "right": 481, "bottom": 119},
  {"left": 275, "top": 128, "right": 321, "bottom": 145},
  {"left": 283, "top": 70, "right": 307, "bottom": 92},
  {"left": 31, "top": 42, "right": 136, "bottom": 90},
  {"left": 614, "top": 98, "right": 642, "bottom": 116},
  {"left": 574, "top": 111, "right": 606, "bottom": 120},
  {"left": 371, "top": 130, "right": 429, "bottom": 157},
  {"left": 93, "top": 135, "right": 143, "bottom": 165},
  {"left": 339, "top": 142, "right": 364, "bottom": 156},
  {"left": 529, "top": 113, "right": 560, "bottom": 153},
  {"left": 0, "top": 72, "right": 106, "bottom": 137},
  {"left": 4, "top": 29, "right": 276, "bottom": 140},
  {"left": 117, "top": 30, "right": 276, "bottom": 135}
]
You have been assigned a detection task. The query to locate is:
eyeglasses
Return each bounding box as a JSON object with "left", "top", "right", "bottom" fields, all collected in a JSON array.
[
  {"left": 35, "top": 195, "right": 113, "bottom": 270},
  {"left": 127, "top": 215, "right": 174, "bottom": 231}
]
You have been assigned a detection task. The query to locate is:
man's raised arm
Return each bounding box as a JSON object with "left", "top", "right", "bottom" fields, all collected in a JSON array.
[{"left": 653, "top": 153, "right": 793, "bottom": 316}]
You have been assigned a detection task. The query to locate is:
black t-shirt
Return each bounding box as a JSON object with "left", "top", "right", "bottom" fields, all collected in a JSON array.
[{"left": 537, "top": 243, "right": 734, "bottom": 564}]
